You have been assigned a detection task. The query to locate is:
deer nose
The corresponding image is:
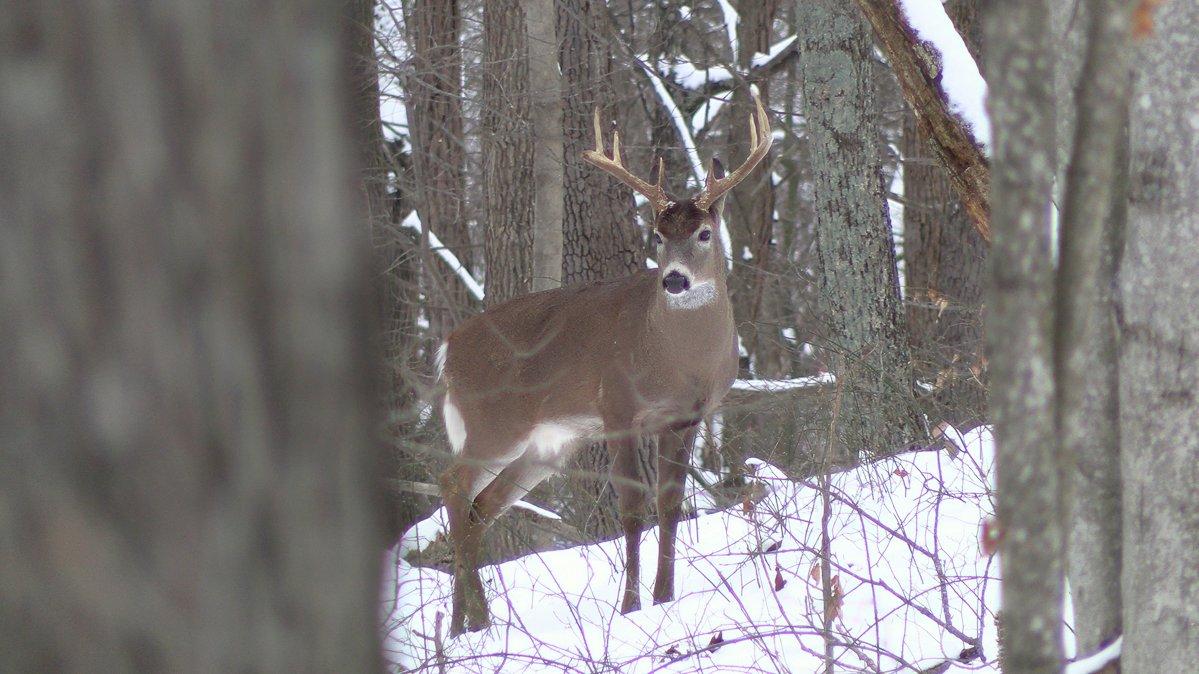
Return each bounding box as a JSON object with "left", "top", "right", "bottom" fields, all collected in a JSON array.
[{"left": 663, "top": 270, "right": 691, "bottom": 294}]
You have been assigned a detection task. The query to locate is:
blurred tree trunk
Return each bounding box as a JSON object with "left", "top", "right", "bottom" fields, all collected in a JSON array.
[
  {"left": 1051, "top": 0, "right": 1132, "bottom": 661},
  {"left": 405, "top": 0, "right": 474, "bottom": 338},
  {"left": 797, "top": 0, "right": 919, "bottom": 457},
  {"left": 901, "top": 0, "right": 988, "bottom": 428},
  {"left": 483, "top": 0, "right": 535, "bottom": 305},
  {"left": 348, "top": 0, "right": 429, "bottom": 541},
  {"left": 1120, "top": 2, "right": 1199, "bottom": 670},
  {"left": 525, "top": 0, "right": 564, "bottom": 291},
  {"left": 729, "top": 0, "right": 784, "bottom": 379},
  {"left": 0, "top": 4, "right": 383, "bottom": 672},
  {"left": 983, "top": 0, "right": 1062, "bottom": 671},
  {"left": 556, "top": 0, "right": 651, "bottom": 541}
]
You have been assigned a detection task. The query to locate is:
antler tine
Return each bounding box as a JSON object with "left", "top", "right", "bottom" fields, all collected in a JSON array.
[
  {"left": 581, "top": 108, "right": 672, "bottom": 213},
  {"left": 696, "top": 92, "right": 774, "bottom": 210}
]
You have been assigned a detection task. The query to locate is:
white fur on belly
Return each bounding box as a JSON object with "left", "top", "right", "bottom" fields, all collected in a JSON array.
[
  {"left": 443, "top": 392, "right": 467, "bottom": 454},
  {"left": 525, "top": 417, "right": 602, "bottom": 459},
  {"left": 665, "top": 279, "right": 717, "bottom": 310}
]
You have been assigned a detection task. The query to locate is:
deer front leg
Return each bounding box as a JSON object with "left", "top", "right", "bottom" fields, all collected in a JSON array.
[
  {"left": 440, "top": 463, "right": 488, "bottom": 637},
  {"left": 609, "top": 436, "right": 647, "bottom": 613},
  {"left": 653, "top": 423, "right": 697, "bottom": 605}
]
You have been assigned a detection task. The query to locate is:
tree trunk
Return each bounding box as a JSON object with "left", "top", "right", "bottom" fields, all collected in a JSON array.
[
  {"left": 525, "top": 0, "right": 564, "bottom": 292},
  {"left": 405, "top": 0, "right": 474, "bottom": 336},
  {"left": 556, "top": 0, "right": 650, "bottom": 541},
  {"left": 483, "top": 0, "right": 535, "bottom": 306},
  {"left": 983, "top": 0, "right": 1063, "bottom": 671},
  {"left": 797, "top": 0, "right": 919, "bottom": 457},
  {"left": 1120, "top": 2, "right": 1199, "bottom": 670},
  {"left": 1052, "top": 0, "right": 1134, "bottom": 660},
  {"left": 729, "top": 0, "right": 784, "bottom": 379},
  {"left": 901, "top": 0, "right": 988, "bottom": 428},
  {"left": 0, "top": 4, "right": 383, "bottom": 671}
]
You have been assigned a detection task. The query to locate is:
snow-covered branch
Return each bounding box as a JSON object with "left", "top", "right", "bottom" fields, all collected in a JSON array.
[
  {"left": 400, "top": 210, "right": 485, "bottom": 301},
  {"left": 854, "top": 0, "right": 992, "bottom": 242}
]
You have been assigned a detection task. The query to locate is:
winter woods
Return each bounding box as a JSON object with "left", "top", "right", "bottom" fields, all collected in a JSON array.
[{"left": 2, "top": 0, "right": 1197, "bottom": 672}]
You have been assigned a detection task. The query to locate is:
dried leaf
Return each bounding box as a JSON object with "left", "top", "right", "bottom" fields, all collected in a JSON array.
[
  {"left": 825, "top": 575, "right": 845, "bottom": 622},
  {"left": 809, "top": 563, "right": 821, "bottom": 582},
  {"left": 774, "top": 565, "right": 787, "bottom": 591},
  {"left": 1134, "top": 0, "right": 1163, "bottom": 39},
  {"left": 980, "top": 518, "right": 1003, "bottom": 557},
  {"left": 763, "top": 540, "right": 781, "bottom": 553},
  {"left": 893, "top": 468, "right": 909, "bottom": 478},
  {"left": 664, "top": 645, "right": 681, "bottom": 658},
  {"left": 706, "top": 631, "right": 725, "bottom": 652}
]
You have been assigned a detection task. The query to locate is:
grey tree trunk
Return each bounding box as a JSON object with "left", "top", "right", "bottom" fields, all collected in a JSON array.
[
  {"left": 0, "top": 4, "right": 383, "bottom": 672},
  {"left": 983, "top": 0, "right": 1063, "bottom": 671},
  {"left": 797, "top": 0, "right": 919, "bottom": 457},
  {"left": 729, "top": 0, "right": 785, "bottom": 379},
  {"left": 525, "top": 0, "right": 564, "bottom": 292},
  {"left": 1120, "top": 2, "right": 1199, "bottom": 670},
  {"left": 901, "top": 0, "right": 988, "bottom": 428},
  {"left": 556, "top": 0, "right": 649, "bottom": 541},
  {"left": 483, "top": 0, "right": 535, "bottom": 305},
  {"left": 349, "top": 0, "right": 429, "bottom": 541},
  {"left": 1052, "top": 0, "right": 1134, "bottom": 659},
  {"left": 405, "top": 0, "right": 475, "bottom": 335}
]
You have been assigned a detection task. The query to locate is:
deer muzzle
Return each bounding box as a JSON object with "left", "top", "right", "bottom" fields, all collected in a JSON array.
[{"left": 662, "top": 270, "right": 691, "bottom": 294}]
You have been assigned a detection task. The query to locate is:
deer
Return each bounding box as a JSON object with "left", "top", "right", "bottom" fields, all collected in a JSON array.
[{"left": 437, "top": 93, "right": 773, "bottom": 635}]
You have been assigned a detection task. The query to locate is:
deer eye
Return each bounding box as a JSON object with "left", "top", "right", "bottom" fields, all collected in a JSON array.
[
  {"left": 698, "top": 229, "right": 712, "bottom": 242},
  {"left": 653, "top": 232, "right": 663, "bottom": 245}
]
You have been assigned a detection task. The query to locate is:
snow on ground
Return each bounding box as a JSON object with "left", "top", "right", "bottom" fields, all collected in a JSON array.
[{"left": 385, "top": 427, "right": 1002, "bottom": 673}]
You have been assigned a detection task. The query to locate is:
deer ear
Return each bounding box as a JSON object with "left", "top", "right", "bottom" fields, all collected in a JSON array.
[{"left": 705, "top": 157, "right": 727, "bottom": 220}]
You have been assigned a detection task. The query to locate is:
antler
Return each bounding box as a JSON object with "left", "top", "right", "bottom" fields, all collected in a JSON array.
[
  {"left": 694, "top": 93, "right": 773, "bottom": 210},
  {"left": 582, "top": 110, "right": 672, "bottom": 213}
]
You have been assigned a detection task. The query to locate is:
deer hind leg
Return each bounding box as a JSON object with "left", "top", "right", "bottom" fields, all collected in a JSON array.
[
  {"left": 609, "top": 434, "right": 649, "bottom": 613},
  {"left": 442, "top": 445, "right": 554, "bottom": 636},
  {"left": 653, "top": 422, "right": 697, "bottom": 605}
]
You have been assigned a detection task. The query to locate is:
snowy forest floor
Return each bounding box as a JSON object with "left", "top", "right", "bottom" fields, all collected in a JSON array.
[{"left": 384, "top": 428, "right": 1081, "bottom": 672}]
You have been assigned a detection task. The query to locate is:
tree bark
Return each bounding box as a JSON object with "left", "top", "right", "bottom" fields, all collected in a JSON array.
[
  {"left": 405, "top": 0, "right": 474, "bottom": 335},
  {"left": 1052, "top": 0, "right": 1134, "bottom": 660},
  {"left": 556, "top": 0, "right": 649, "bottom": 541},
  {"left": 983, "top": 0, "right": 1063, "bottom": 671},
  {"left": 525, "top": 0, "right": 565, "bottom": 292},
  {"left": 797, "top": 0, "right": 920, "bottom": 457},
  {"left": 1120, "top": 2, "right": 1199, "bottom": 670},
  {"left": 728, "top": 0, "right": 785, "bottom": 379},
  {"left": 0, "top": 4, "right": 383, "bottom": 671},
  {"left": 483, "top": 0, "right": 535, "bottom": 305},
  {"left": 901, "top": 0, "right": 988, "bottom": 428},
  {"left": 854, "top": 0, "right": 991, "bottom": 241}
]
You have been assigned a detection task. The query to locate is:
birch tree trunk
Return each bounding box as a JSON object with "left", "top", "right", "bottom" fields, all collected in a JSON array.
[
  {"left": 1120, "top": 2, "right": 1199, "bottom": 669},
  {"left": 0, "top": 3, "right": 383, "bottom": 671},
  {"left": 797, "top": 0, "right": 919, "bottom": 457},
  {"left": 983, "top": 0, "right": 1063, "bottom": 671},
  {"left": 1052, "top": 0, "right": 1134, "bottom": 659}
]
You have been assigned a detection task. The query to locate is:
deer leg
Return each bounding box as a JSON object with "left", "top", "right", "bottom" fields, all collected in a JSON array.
[
  {"left": 440, "top": 461, "right": 490, "bottom": 637},
  {"left": 653, "top": 422, "right": 697, "bottom": 605},
  {"left": 609, "top": 435, "right": 648, "bottom": 613}
]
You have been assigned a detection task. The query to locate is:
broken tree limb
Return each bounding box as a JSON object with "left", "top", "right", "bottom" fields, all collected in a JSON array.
[{"left": 853, "top": 0, "right": 992, "bottom": 242}]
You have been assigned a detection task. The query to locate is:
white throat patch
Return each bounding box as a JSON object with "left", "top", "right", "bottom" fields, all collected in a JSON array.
[{"left": 665, "top": 279, "right": 717, "bottom": 310}]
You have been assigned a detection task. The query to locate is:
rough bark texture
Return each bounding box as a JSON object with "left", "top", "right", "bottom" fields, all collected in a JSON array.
[
  {"left": 525, "top": 0, "right": 565, "bottom": 292},
  {"left": 1052, "top": 0, "right": 1134, "bottom": 659},
  {"left": 854, "top": 0, "right": 991, "bottom": 241},
  {"left": 349, "top": 0, "right": 429, "bottom": 541},
  {"left": 483, "top": 0, "right": 535, "bottom": 306},
  {"left": 797, "top": 0, "right": 919, "bottom": 457},
  {"left": 556, "top": 0, "right": 649, "bottom": 541},
  {"left": 901, "top": 0, "right": 988, "bottom": 428},
  {"left": 728, "top": 0, "right": 785, "bottom": 378},
  {"left": 406, "top": 0, "right": 474, "bottom": 333},
  {"left": 0, "top": 4, "right": 383, "bottom": 671},
  {"left": 983, "top": 0, "right": 1063, "bottom": 672},
  {"left": 1120, "top": 1, "right": 1199, "bottom": 670}
]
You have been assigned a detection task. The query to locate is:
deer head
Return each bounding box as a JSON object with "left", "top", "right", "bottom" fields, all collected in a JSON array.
[{"left": 582, "top": 94, "right": 773, "bottom": 308}]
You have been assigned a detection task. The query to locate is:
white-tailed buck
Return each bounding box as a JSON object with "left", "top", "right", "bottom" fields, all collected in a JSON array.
[{"left": 439, "top": 94, "right": 773, "bottom": 635}]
